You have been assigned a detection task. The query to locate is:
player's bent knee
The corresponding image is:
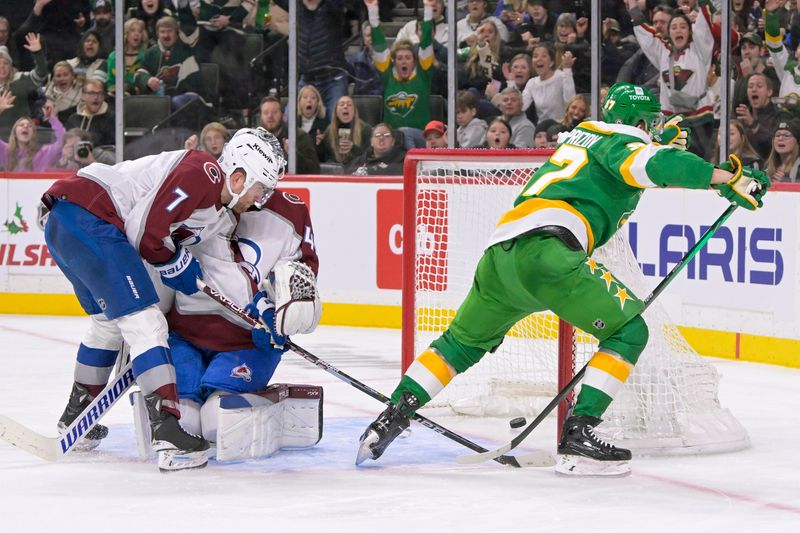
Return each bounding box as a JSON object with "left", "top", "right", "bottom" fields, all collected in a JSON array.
[
  {"left": 83, "top": 313, "right": 124, "bottom": 350},
  {"left": 601, "top": 315, "right": 649, "bottom": 365},
  {"left": 116, "top": 305, "right": 169, "bottom": 355}
]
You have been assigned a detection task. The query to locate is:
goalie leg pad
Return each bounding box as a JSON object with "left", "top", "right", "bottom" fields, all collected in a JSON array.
[
  {"left": 265, "top": 260, "right": 322, "bottom": 336},
  {"left": 130, "top": 391, "right": 155, "bottom": 460},
  {"left": 215, "top": 384, "right": 323, "bottom": 462}
]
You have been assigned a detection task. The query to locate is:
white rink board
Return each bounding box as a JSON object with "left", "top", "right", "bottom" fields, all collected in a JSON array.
[{"left": 0, "top": 174, "right": 797, "bottom": 339}]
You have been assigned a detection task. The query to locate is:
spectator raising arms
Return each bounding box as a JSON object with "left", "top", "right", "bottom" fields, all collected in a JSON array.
[
  {"left": 45, "top": 61, "right": 81, "bottom": 123},
  {"left": 322, "top": 95, "right": 373, "bottom": 165},
  {"left": 347, "top": 123, "right": 406, "bottom": 176},
  {"left": 0, "top": 94, "right": 65, "bottom": 172},
  {"left": 766, "top": 119, "right": 800, "bottom": 183},
  {"left": 366, "top": 0, "right": 435, "bottom": 150},
  {"left": 184, "top": 121, "right": 230, "bottom": 159},
  {"left": 107, "top": 18, "right": 148, "bottom": 96},
  {"left": 627, "top": 0, "right": 716, "bottom": 160},
  {"left": 0, "top": 34, "right": 48, "bottom": 137},
  {"left": 764, "top": 2, "right": 800, "bottom": 115},
  {"left": 521, "top": 44, "right": 576, "bottom": 122}
]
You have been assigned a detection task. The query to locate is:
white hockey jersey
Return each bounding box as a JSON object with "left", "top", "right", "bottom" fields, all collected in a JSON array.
[
  {"left": 44, "top": 149, "right": 226, "bottom": 264},
  {"left": 167, "top": 190, "right": 318, "bottom": 352},
  {"left": 632, "top": 5, "right": 714, "bottom": 119}
]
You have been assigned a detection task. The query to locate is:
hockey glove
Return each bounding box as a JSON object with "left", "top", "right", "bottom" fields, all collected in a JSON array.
[
  {"left": 652, "top": 115, "right": 689, "bottom": 150},
  {"left": 713, "top": 154, "right": 771, "bottom": 210},
  {"left": 246, "top": 291, "right": 288, "bottom": 351},
  {"left": 155, "top": 246, "right": 203, "bottom": 295}
]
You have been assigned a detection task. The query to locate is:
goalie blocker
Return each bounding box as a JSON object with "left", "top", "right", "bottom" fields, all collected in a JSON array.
[{"left": 131, "top": 383, "right": 323, "bottom": 462}]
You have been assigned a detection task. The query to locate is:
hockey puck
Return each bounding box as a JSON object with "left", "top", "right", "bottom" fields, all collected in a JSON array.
[{"left": 509, "top": 417, "right": 527, "bottom": 429}]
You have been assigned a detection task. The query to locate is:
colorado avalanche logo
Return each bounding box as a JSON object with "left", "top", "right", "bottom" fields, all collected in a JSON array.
[
  {"left": 230, "top": 363, "right": 253, "bottom": 382},
  {"left": 204, "top": 162, "right": 222, "bottom": 184}
]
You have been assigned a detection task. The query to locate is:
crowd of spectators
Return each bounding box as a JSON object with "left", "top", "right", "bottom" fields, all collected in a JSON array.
[{"left": 0, "top": 1, "right": 800, "bottom": 183}]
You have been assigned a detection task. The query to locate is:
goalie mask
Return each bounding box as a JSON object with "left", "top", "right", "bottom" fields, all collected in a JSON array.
[
  {"left": 218, "top": 127, "right": 287, "bottom": 210},
  {"left": 602, "top": 82, "right": 663, "bottom": 135}
]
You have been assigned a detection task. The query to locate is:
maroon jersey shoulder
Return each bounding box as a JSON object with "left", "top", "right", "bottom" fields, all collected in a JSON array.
[
  {"left": 265, "top": 189, "right": 318, "bottom": 275},
  {"left": 140, "top": 150, "right": 226, "bottom": 263}
]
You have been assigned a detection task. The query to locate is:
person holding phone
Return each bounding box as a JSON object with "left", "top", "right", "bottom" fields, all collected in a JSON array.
[{"left": 321, "top": 95, "right": 373, "bottom": 166}]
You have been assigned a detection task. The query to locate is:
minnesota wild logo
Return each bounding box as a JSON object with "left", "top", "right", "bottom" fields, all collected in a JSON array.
[
  {"left": 3, "top": 202, "right": 30, "bottom": 234},
  {"left": 386, "top": 91, "right": 418, "bottom": 118}
]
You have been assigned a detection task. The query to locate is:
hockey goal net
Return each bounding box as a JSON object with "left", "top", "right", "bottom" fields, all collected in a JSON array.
[{"left": 401, "top": 149, "right": 749, "bottom": 455}]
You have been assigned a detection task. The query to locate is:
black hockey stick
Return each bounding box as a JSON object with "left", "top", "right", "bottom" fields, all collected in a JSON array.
[
  {"left": 457, "top": 203, "right": 740, "bottom": 464},
  {"left": 196, "top": 279, "right": 554, "bottom": 468}
]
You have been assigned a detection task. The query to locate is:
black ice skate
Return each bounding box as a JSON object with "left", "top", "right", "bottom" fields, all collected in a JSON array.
[
  {"left": 555, "top": 415, "right": 632, "bottom": 477},
  {"left": 57, "top": 382, "right": 109, "bottom": 451},
  {"left": 145, "top": 393, "right": 209, "bottom": 472},
  {"left": 355, "top": 392, "right": 419, "bottom": 465}
]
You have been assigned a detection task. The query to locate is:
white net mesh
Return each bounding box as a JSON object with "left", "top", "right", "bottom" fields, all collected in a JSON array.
[{"left": 408, "top": 155, "right": 750, "bottom": 455}]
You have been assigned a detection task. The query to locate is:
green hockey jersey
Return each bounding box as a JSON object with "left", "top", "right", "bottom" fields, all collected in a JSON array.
[{"left": 487, "top": 121, "right": 716, "bottom": 254}]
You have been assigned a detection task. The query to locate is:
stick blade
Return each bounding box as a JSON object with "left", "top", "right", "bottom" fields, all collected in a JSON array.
[
  {"left": 0, "top": 415, "right": 60, "bottom": 462},
  {"left": 456, "top": 442, "right": 513, "bottom": 465},
  {"left": 515, "top": 450, "right": 556, "bottom": 467}
]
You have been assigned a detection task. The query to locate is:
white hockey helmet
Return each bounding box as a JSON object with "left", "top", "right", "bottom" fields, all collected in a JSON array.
[{"left": 217, "top": 127, "right": 286, "bottom": 209}]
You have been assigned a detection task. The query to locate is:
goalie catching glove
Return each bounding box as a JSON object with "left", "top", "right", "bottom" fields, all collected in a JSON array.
[
  {"left": 652, "top": 115, "right": 689, "bottom": 150},
  {"left": 245, "top": 260, "right": 322, "bottom": 350},
  {"left": 713, "top": 154, "right": 771, "bottom": 210}
]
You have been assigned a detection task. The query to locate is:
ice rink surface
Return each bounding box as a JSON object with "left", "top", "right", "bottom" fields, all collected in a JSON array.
[{"left": 0, "top": 315, "right": 798, "bottom": 532}]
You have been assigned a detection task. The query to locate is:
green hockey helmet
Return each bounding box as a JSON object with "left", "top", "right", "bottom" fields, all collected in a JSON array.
[{"left": 602, "top": 82, "right": 663, "bottom": 132}]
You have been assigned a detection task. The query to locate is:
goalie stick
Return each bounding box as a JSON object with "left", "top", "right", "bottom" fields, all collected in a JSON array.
[
  {"left": 197, "top": 279, "right": 555, "bottom": 468},
  {"left": 456, "top": 203, "right": 740, "bottom": 465},
  {"left": 0, "top": 361, "right": 135, "bottom": 461}
]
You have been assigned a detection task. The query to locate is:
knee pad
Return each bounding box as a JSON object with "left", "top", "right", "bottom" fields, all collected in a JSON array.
[
  {"left": 116, "top": 305, "right": 169, "bottom": 357},
  {"left": 83, "top": 313, "right": 123, "bottom": 351},
  {"left": 600, "top": 315, "right": 649, "bottom": 365}
]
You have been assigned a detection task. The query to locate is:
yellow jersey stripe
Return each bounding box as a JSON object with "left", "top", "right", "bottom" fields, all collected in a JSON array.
[
  {"left": 494, "top": 198, "right": 595, "bottom": 253},
  {"left": 418, "top": 349, "right": 455, "bottom": 386},
  {"left": 587, "top": 351, "right": 633, "bottom": 382}
]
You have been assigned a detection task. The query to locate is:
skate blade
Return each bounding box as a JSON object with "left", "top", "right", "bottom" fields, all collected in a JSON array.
[
  {"left": 355, "top": 430, "right": 379, "bottom": 466},
  {"left": 158, "top": 450, "right": 208, "bottom": 473},
  {"left": 554, "top": 455, "right": 631, "bottom": 477}
]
